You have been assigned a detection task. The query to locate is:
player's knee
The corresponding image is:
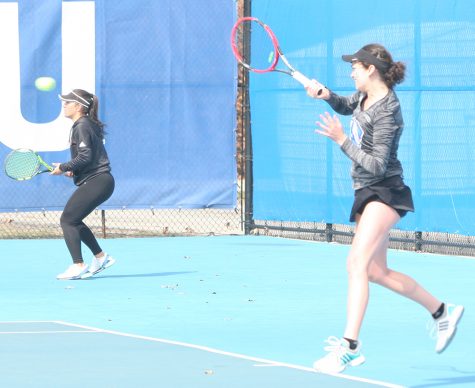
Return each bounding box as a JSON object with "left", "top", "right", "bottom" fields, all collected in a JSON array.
[
  {"left": 346, "top": 255, "right": 368, "bottom": 277},
  {"left": 368, "top": 268, "right": 386, "bottom": 284},
  {"left": 60, "top": 212, "right": 74, "bottom": 227}
]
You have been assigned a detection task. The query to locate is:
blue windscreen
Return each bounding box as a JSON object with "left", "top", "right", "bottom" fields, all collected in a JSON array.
[
  {"left": 0, "top": 0, "right": 237, "bottom": 211},
  {"left": 250, "top": 0, "right": 475, "bottom": 234}
]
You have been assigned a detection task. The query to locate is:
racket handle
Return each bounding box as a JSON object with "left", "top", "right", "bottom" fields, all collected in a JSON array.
[{"left": 292, "top": 71, "right": 311, "bottom": 87}]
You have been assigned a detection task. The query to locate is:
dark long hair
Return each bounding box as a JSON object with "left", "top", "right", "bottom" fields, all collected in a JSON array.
[
  {"left": 360, "top": 44, "right": 405, "bottom": 89},
  {"left": 72, "top": 89, "right": 106, "bottom": 135}
]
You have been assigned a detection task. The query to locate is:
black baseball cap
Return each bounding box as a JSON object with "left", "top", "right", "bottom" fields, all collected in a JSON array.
[{"left": 342, "top": 49, "right": 390, "bottom": 71}]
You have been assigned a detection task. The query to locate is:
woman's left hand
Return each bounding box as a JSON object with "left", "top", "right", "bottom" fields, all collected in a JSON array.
[{"left": 315, "top": 112, "right": 347, "bottom": 146}]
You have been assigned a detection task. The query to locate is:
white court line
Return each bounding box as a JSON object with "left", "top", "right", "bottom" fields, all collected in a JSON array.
[
  {"left": 0, "top": 330, "right": 97, "bottom": 334},
  {"left": 0, "top": 320, "right": 98, "bottom": 334},
  {"left": 52, "top": 320, "right": 404, "bottom": 388},
  {"left": 0, "top": 320, "right": 99, "bottom": 334},
  {"left": 0, "top": 320, "right": 73, "bottom": 324},
  {"left": 0, "top": 320, "right": 404, "bottom": 388}
]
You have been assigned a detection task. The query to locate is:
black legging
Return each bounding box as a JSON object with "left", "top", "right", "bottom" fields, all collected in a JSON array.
[{"left": 60, "top": 173, "right": 115, "bottom": 264}]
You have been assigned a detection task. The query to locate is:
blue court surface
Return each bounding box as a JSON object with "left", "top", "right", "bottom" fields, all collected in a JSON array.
[{"left": 0, "top": 235, "right": 473, "bottom": 387}]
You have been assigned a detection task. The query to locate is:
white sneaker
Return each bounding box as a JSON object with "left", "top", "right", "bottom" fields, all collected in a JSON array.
[
  {"left": 82, "top": 254, "right": 116, "bottom": 278},
  {"left": 432, "top": 304, "right": 464, "bottom": 353},
  {"left": 313, "top": 337, "right": 365, "bottom": 374},
  {"left": 56, "top": 264, "right": 89, "bottom": 280}
]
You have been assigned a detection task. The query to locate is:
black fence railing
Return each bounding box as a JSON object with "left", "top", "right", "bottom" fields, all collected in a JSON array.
[{"left": 247, "top": 220, "right": 475, "bottom": 257}]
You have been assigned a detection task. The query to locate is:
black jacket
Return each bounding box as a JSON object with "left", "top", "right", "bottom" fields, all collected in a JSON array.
[{"left": 60, "top": 116, "right": 111, "bottom": 186}]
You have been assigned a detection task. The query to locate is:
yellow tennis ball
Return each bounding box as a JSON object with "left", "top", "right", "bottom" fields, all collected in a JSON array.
[{"left": 34, "top": 77, "right": 56, "bottom": 92}]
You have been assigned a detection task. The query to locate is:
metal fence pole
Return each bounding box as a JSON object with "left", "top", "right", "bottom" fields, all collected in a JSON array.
[{"left": 239, "top": 0, "right": 254, "bottom": 235}]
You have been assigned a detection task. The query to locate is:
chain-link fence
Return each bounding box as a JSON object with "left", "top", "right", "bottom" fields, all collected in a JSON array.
[{"left": 0, "top": 205, "right": 244, "bottom": 239}]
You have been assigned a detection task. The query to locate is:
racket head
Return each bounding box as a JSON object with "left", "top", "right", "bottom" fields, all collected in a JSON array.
[
  {"left": 231, "top": 17, "right": 280, "bottom": 73},
  {"left": 4, "top": 149, "right": 43, "bottom": 180}
]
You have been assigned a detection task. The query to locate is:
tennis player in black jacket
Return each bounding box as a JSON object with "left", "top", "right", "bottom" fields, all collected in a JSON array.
[{"left": 52, "top": 89, "right": 115, "bottom": 280}]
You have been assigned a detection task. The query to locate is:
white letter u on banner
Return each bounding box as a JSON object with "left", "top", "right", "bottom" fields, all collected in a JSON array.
[{"left": 0, "top": 1, "right": 95, "bottom": 151}]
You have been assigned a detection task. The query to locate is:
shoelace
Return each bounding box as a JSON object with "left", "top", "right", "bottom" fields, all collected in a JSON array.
[
  {"left": 92, "top": 256, "right": 106, "bottom": 268},
  {"left": 322, "top": 336, "right": 349, "bottom": 360}
]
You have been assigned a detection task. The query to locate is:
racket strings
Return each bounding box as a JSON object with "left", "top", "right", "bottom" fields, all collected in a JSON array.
[
  {"left": 233, "top": 20, "right": 277, "bottom": 72},
  {"left": 4, "top": 151, "right": 40, "bottom": 180}
]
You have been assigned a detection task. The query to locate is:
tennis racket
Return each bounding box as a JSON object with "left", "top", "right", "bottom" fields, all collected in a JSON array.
[
  {"left": 231, "top": 17, "right": 322, "bottom": 94},
  {"left": 4, "top": 149, "right": 54, "bottom": 181}
]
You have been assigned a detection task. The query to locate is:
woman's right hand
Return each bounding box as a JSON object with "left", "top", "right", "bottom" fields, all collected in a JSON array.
[
  {"left": 306, "top": 79, "right": 329, "bottom": 100},
  {"left": 50, "top": 163, "right": 63, "bottom": 176},
  {"left": 50, "top": 163, "right": 73, "bottom": 177}
]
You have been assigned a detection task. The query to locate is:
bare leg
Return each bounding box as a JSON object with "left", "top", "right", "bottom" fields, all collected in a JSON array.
[
  {"left": 366, "top": 236, "right": 442, "bottom": 313},
  {"left": 363, "top": 214, "right": 464, "bottom": 355},
  {"left": 313, "top": 201, "right": 450, "bottom": 373},
  {"left": 343, "top": 201, "right": 441, "bottom": 340}
]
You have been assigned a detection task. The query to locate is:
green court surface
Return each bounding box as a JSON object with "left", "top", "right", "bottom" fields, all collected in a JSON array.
[{"left": 0, "top": 236, "right": 473, "bottom": 387}]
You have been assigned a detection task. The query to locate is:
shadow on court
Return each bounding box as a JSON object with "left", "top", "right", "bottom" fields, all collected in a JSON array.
[{"left": 90, "top": 271, "right": 198, "bottom": 280}]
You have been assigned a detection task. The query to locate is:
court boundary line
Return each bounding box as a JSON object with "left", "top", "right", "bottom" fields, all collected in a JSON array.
[
  {"left": 0, "top": 320, "right": 98, "bottom": 334},
  {"left": 0, "top": 320, "right": 404, "bottom": 387},
  {"left": 0, "top": 330, "right": 97, "bottom": 334},
  {"left": 11, "top": 320, "right": 402, "bottom": 388}
]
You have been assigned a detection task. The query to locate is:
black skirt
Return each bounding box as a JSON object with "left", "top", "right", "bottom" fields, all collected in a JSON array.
[{"left": 350, "top": 175, "right": 415, "bottom": 222}]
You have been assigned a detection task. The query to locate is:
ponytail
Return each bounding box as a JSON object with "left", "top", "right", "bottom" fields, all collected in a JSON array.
[
  {"left": 361, "top": 44, "right": 405, "bottom": 88},
  {"left": 72, "top": 89, "right": 106, "bottom": 135}
]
